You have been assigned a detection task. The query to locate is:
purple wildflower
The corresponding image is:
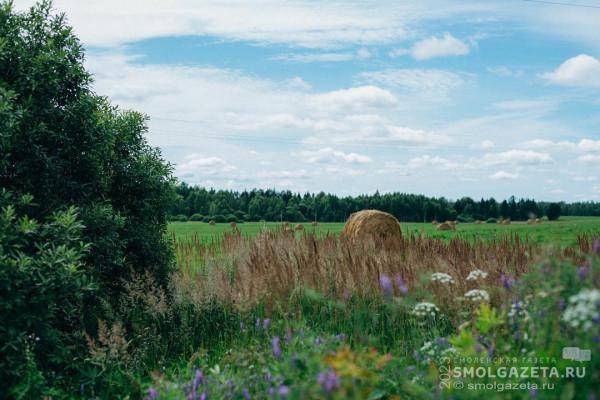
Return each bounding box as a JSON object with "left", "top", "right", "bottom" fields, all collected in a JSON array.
[
  {"left": 394, "top": 274, "right": 408, "bottom": 295},
  {"left": 333, "top": 333, "right": 346, "bottom": 342},
  {"left": 146, "top": 387, "right": 159, "bottom": 400},
  {"left": 530, "top": 387, "right": 538, "bottom": 398},
  {"left": 500, "top": 274, "right": 515, "bottom": 290},
  {"left": 278, "top": 385, "right": 290, "bottom": 397},
  {"left": 578, "top": 262, "right": 590, "bottom": 280},
  {"left": 272, "top": 336, "right": 282, "bottom": 359},
  {"left": 263, "top": 318, "right": 271, "bottom": 330},
  {"left": 314, "top": 336, "right": 324, "bottom": 346},
  {"left": 255, "top": 318, "right": 261, "bottom": 330},
  {"left": 317, "top": 370, "right": 340, "bottom": 393},
  {"left": 379, "top": 274, "right": 393, "bottom": 297},
  {"left": 243, "top": 388, "right": 251, "bottom": 400},
  {"left": 592, "top": 239, "right": 600, "bottom": 255},
  {"left": 193, "top": 369, "right": 204, "bottom": 390},
  {"left": 199, "top": 393, "right": 207, "bottom": 400}
]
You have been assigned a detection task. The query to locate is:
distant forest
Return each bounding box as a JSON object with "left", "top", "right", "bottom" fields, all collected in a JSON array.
[{"left": 169, "top": 184, "right": 600, "bottom": 223}]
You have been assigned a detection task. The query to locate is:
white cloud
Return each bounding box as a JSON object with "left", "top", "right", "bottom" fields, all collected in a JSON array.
[
  {"left": 541, "top": 54, "right": 600, "bottom": 88},
  {"left": 410, "top": 33, "right": 469, "bottom": 60},
  {"left": 407, "top": 155, "right": 458, "bottom": 169},
  {"left": 487, "top": 66, "right": 523, "bottom": 77},
  {"left": 470, "top": 140, "right": 495, "bottom": 150},
  {"left": 358, "top": 69, "right": 464, "bottom": 97},
  {"left": 519, "top": 139, "right": 576, "bottom": 152},
  {"left": 297, "top": 147, "right": 372, "bottom": 164},
  {"left": 14, "top": 0, "right": 410, "bottom": 48},
  {"left": 311, "top": 86, "right": 398, "bottom": 111},
  {"left": 274, "top": 47, "right": 372, "bottom": 63},
  {"left": 176, "top": 155, "right": 237, "bottom": 176},
  {"left": 480, "top": 150, "right": 553, "bottom": 166},
  {"left": 576, "top": 154, "right": 600, "bottom": 164},
  {"left": 489, "top": 171, "right": 520, "bottom": 180},
  {"left": 578, "top": 139, "right": 600, "bottom": 152}
]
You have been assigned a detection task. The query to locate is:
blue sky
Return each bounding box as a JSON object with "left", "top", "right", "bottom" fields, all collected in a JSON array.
[{"left": 15, "top": 0, "right": 600, "bottom": 200}]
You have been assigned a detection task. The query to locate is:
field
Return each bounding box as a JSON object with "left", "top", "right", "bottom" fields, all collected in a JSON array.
[{"left": 169, "top": 216, "right": 600, "bottom": 246}]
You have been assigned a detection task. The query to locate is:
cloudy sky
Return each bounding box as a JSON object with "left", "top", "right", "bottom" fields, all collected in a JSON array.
[{"left": 15, "top": 0, "right": 600, "bottom": 200}]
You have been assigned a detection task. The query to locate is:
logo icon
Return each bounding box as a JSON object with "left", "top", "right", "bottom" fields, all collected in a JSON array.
[{"left": 562, "top": 347, "right": 591, "bottom": 362}]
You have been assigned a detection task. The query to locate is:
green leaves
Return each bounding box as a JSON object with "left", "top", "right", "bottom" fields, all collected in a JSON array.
[{"left": 475, "top": 302, "right": 504, "bottom": 334}]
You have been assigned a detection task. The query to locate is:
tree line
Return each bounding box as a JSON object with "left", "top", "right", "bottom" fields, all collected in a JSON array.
[{"left": 169, "top": 184, "right": 600, "bottom": 223}]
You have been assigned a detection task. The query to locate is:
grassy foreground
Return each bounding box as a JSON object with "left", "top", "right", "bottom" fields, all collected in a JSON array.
[{"left": 169, "top": 216, "right": 600, "bottom": 246}]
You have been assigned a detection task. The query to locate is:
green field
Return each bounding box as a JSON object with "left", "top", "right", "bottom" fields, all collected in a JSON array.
[{"left": 169, "top": 216, "right": 600, "bottom": 246}]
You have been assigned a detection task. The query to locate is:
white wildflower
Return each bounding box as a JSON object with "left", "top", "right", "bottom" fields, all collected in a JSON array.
[
  {"left": 413, "top": 302, "right": 439, "bottom": 318},
  {"left": 562, "top": 288, "right": 600, "bottom": 330},
  {"left": 508, "top": 300, "right": 529, "bottom": 322},
  {"left": 431, "top": 272, "right": 455, "bottom": 285},
  {"left": 464, "top": 289, "right": 490, "bottom": 302},
  {"left": 466, "top": 269, "right": 488, "bottom": 281}
]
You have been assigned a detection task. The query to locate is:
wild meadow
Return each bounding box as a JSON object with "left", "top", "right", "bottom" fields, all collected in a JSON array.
[
  {"left": 2, "top": 2, "right": 600, "bottom": 399},
  {"left": 125, "top": 228, "right": 599, "bottom": 399}
]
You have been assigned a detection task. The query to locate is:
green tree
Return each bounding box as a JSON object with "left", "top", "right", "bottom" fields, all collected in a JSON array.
[
  {"left": 547, "top": 203, "right": 561, "bottom": 221},
  {"left": 0, "top": 1, "right": 175, "bottom": 299}
]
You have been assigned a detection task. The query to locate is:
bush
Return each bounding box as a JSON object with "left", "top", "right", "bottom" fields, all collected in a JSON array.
[
  {"left": 547, "top": 203, "right": 561, "bottom": 221},
  {"left": 233, "top": 210, "right": 246, "bottom": 221},
  {"left": 189, "top": 213, "right": 204, "bottom": 221},
  {"left": 226, "top": 214, "right": 237, "bottom": 223},
  {"left": 485, "top": 218, "right": 497, "bottom": 224},
  {"left": 201, "top": 216, "right": 211, "bottom": 223},
  {"left": 456, "top": 215, "right": 474, "bottom": 223},
  {"left": 212, "top": 214, "right": 226, "bottom": 223},
  {"left": 169, "top": 214, "right": 188, "bottom": 222},
  {"left": 0, "top": 1, "right": 175, "bottom": 300},
  {"left": 0, "top": 191, "right": 95, "bottom": 395}
]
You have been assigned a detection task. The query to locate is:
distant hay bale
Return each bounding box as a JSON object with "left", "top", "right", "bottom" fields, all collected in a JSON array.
[
  {"left": 341, "top": 209, "right": 401, "bottom": 241},
  {"left": 431, "top": 220, "right": 438, "bottom": 225},
  {"left": 311, "top": 221, "right": 319, "bottom": 227},
  {"left": 294, "top": 224, "right": 304, "bottom": 231},
  {"left": 527, "top": 218, "right": 535, "bottom": 225},
  {"left": 475, "top": 220, "right": 483, "bottom": 224},
  {"left": 535, "top": 218, "right": 541, "bottom": 223},
  {"left": 209, "top": 220, "right": 216, "bottom": 226},
  {"left": 230, "top": 221, "right": 237, "bottom": 228},
  {"left": 282, "top": 221, "right": 290, "bottom": 228},
  {"left": 437, "top": 222, "right": 455, "bottom": 231},
  {"left": 453, "top": 220, "right": 459, "bottom": 225}
]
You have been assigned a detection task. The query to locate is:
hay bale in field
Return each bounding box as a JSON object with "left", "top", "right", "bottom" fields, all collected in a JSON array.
[
  {"left": 230, "top": 221, "right": 237, "bottom": 229},
  {"left": 437, "top": 222, "right": 455, "bottom": 231},
  {"left": 453, "top": 220, "right": 459, "bottom": 225},
  {"left": 431, "top": 220, "right": 438, "bottom": 225},
  {"left": 527, "top": 218, "right": 535, "bottom": 225},
  {"left": 282, "top": 221, "right": 290, "bottom": 228},
  {"left": 341, "top": 209, "right": 401, "bottom": 241},
  {"left": 294, "top": 223, "right": 304, "bottom": 231},
  {"left": 311, "top": 221, "right": 319, "bottom": 227},
  {"left": 209, "top": 220, "right": 216, "bottom": 226},
  {"left": 535, "top": 218, "right": 541, "bottom": 223},
  {"left": 475, "top": 220, "right": 483, "bottom": 224}
]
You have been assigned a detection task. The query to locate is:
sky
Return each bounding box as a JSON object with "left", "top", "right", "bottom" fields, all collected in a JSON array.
[{"left": 14, "top": 0, "right": 600, "bottom": 201}]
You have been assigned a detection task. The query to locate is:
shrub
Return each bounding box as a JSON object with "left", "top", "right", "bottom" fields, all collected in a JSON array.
[
  {"left": 547, "top": 202, "right": 561, "bottom": 220},
  {"left": 485, "top": 217, "right": 497, "bottom": 224},
  {"left": 201, "top": 216, "right": 211, "bottom": 223},
  {"left": 189, "top": 213, "right": 204, "bottom": 221},
  {"left": 0, "top": 191, "right": 95, "bottom": 395},
  {"left": 233, "top": 210, "right": 246, "bottom": 221},
  {"left": 169, "top": 214, "right": 188, "bottom": 222},
  {"left": 226, "top": 214, "right": 237, "bottom": 223},
  {"left": 212, "top": 214, "right": 226, "bottom": 223},
  {"left": 0, "top": 2, "right": 175, "bottom": 300},
  {"left": 456, "top": 215, "right": 474, "bottom": 223}
]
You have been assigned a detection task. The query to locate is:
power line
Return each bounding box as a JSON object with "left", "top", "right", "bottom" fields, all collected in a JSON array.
[{"left": 520, "top": 0, "right": 600, "bottom": 9}]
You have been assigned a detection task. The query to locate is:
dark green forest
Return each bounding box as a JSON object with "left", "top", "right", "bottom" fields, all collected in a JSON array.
[{"left": 169, "top": 184, "right": 600, "bottom": 223}]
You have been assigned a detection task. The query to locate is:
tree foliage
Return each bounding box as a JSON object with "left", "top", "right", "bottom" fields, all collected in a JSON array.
[
  {"left": 170, "top": 185, "right": 598, "bottom": 222},
  {"left": 0, "top": 1, "right": 175, "bottom": 299}
]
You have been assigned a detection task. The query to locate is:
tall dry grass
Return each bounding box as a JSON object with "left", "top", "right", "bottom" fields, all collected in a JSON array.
[{"left": 172, "top": 229, "right": 593, "bottom": 314}]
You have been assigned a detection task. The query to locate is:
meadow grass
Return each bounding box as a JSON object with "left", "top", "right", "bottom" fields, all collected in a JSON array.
[{"left": 169, "top": 216, "right": 600, "bottom": 247}]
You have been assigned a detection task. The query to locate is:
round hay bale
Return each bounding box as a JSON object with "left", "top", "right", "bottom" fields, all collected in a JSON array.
[
  {"left": 535, "top": 218, "right": 541, "bottom": 223},
  {"left": 453, "top": 220, "right": 459, "bottom": 225},
  {"left": 229, "top": 221, "right": 237, "bottom": 228},
  {"left": 209, "top": 220, "right": 216, "bottom": 226},
  {"left": 294, "top": 223, "right": 304, "bottom": 231},
  {"left": 437, "top": 222, "right": 455, "bottom": 231},
  {"left": 431, "top": 220, "right": 438, "bottom": 225},
  {"left": 527, "top": 218, "right": 535, "bottom": 225},
  {"left": 341, "top": 209, "right": 401, "bottom": 241},
  {"left": 311, "top": 221, "right": 319, "bottom": 227}
]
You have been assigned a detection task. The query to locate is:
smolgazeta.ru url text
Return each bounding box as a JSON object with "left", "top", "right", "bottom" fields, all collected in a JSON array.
[{"left": 439, "top": 366, "right": 586, "bottom": 379}]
